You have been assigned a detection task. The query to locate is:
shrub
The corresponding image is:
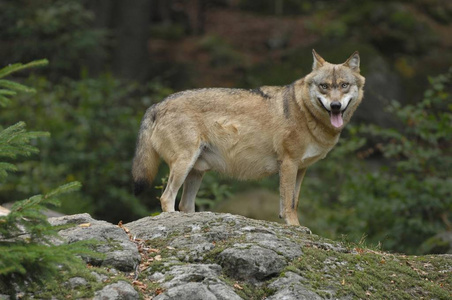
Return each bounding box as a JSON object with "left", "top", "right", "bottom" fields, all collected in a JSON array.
[
  {"left": 1, "top": 74, "right": 174, "bottom": 222},
  {"left": 302, "top": 69, "right": 452, "bottom": 254}
]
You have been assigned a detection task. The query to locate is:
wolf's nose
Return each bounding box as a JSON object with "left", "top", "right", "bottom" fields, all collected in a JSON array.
[{"left": 330, "top": 101, "right": 341, "bottom": 112}]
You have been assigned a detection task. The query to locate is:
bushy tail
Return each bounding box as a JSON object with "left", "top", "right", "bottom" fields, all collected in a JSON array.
[{"left": 132, "top": 113, "right": 160, "bottom": 195}]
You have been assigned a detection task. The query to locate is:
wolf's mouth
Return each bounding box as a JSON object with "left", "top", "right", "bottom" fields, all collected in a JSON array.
[{"left": 317, "top": 97, "right": 353, "bottom": 128}]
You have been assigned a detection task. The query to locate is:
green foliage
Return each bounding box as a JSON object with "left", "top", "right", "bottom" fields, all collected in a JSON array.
[
  {"left": 195, "top": 173, "right": 232, "bottom": 210},
  {"left": 353, "top": 70, "right": 451, "bottom": 253},
  {"left": 302, "top": 70, "right": 452, "bottom": 254},
  {"left": 0, "top": 59, "right": 48, "bottom": 107},
  {"left": 1, "top": 74, "right": 173, "bottom": 222},
  {"left": 305, "top": 1, "right": 438, "bottom": 55},
  {"left": 0, "top": 60, "right": 100, "bottom": 296},
  {"left": 0, "top": 122, "right": 50, "bottom": 182},
  {"left": 289, "top": 245, "right": 451, "bottom": 299},
  {"left": 199, "top": 35, "right": 245, "bottom": 68},
  {"left": 0, "top": 59, "right": 50, "bottom": 181},
  {"left": 0, "top": 0, "right": 106, "bottom": 77},
  {"left": 0, "top": 183, "right": 101, "bottom": 295}
]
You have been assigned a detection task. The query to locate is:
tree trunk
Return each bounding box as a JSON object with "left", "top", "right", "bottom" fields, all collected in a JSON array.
[{"left": 112, "top": 0, "right": 152, "bottom": 80}]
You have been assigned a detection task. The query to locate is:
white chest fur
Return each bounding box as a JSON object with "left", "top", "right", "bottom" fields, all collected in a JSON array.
[{"left": 300, "top": 143, "right": 330, "bottom": 167}]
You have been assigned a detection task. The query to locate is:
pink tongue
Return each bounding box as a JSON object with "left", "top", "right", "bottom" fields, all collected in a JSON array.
[{"left": 330, "top": 113, "right": 343, "bottom": 128}]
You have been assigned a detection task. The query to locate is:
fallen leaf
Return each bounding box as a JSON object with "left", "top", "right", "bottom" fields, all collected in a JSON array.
[
  {"left": 166, "top": 246, "right": 175, "bottom": 250},
  {"left": 234, "top": 283, "right": 243, "bottom": 290},
  {"left": 355, "top": 247, "right": 365, "bottom": 254},
  {"left": 154, "top": 255, "right": 162, "bottom": 261},
  {"left": 148, "top": 248, "right": 160, "bottom": 253},
  {"left": 341, "top": 278, "right": 345, "bottom": 285},
  {"left": 79, "top": 223, "right": 91, "bottom": 228},
  {"left": 155, "top": 288, "right": 165, "bottom": 295}
]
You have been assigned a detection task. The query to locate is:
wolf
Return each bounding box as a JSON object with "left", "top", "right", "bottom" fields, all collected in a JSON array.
[{"left": 132, "top": 50, "right": 365, "bottom": 226}]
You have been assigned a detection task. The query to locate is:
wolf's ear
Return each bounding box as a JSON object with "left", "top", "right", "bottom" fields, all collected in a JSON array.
[
  {"left": 343, "top": 51, "right": 360, "bottom": 72},
  {"left": 312, "top": 49, "right": 326, "bottom": 70}
]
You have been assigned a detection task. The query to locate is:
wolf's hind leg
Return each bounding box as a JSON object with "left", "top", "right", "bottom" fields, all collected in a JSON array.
[
  {"left": 293, "top": 168, "right": 307, "bottom": 211},
  {"left": 160, "top": 150, "right": 202, "bottom": 212},
  {"left": 179, "top": 169, "right": 204, "bottom": 213}
]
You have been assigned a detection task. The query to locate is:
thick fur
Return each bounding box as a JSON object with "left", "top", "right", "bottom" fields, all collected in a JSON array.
[{"left": 132, "top": 50, "right": 365, "bottom": 225}]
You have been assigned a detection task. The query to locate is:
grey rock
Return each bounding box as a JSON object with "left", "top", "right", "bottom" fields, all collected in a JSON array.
[
  {"left": 155, "top": 281, "right": 242, "bottom": 300},
  {"left": 267, "top": 272, "right": 321, "bottom": 300},
  {"left": 49, "top": 213, "right": 140, "bottom": 271},
  {"left": 245, "top": 232, "right": 303, "bottom": 260},
  {"left": 148, "top": 271, "right": 165, "bottom": 282},
  {"left": 160, "top": 264, "right": 222, "bottom": 289},
  {"left": 93, "top": 281, "right": 139, "bottom": 300},
  {"left": 219, "top": 245, "right": 287, "bottom": 282},
  {"left": 91, "top": 271, "right": 109, "bottom": 283},
  {"left": 268, "top": 271, "right": 305, "bottom": 289},
  {"left": 154, "top": 282, "right": 217, "bottom": 300},
  {"left": 68, "top": 276, "right": 88, "bottom": 289},
  {"left": 266, "top": 284, "right": 322, "bottom": 300},
  {"left": 125, "top": 212, "right": 311, "bottom": 242},
  {"left": 208, "top": 283, "right": 243, "bottom": 300},
  {"left": 149, "top": 263, "right": 242, "bottom": 300}
]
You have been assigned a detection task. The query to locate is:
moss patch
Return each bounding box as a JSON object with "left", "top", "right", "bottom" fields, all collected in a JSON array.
[{"left": 289, "top": 245, "right": 452, "bottom": 299}]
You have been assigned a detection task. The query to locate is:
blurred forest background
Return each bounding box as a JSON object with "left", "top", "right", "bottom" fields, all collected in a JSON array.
[{"left": 0, "top": 0, "right": 451, "bottom": 255}]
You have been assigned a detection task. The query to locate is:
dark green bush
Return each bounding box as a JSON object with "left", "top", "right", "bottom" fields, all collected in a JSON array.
[
  {"left": 302, "top": 70, "right": 452, "bottom": 254},
  {"left": 1, "top": 74, "right": 174, "bottom": 223},
  {"left": 0, "top": 0, "right": 106, "bottom": 78}
]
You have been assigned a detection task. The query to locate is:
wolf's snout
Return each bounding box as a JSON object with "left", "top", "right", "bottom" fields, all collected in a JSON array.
[{"left": 330, "top": 101, "right": 342, "bottom": 112}]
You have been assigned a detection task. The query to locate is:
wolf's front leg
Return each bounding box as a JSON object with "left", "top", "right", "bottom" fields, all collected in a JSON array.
[{"left": 279, "top": 159, "right": 301, "bottom": 226}]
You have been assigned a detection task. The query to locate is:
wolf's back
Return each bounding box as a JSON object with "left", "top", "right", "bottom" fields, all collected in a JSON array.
[{"left": 132, "top": 106, "right": 160, "bottom": 195}]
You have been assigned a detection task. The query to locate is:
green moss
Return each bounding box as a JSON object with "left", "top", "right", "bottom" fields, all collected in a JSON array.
[
  {"left": 25, "top": 265, "right": 111, "bottom": 299},
  {"left": 219, "top": 275, "right": 276, "bottom": 300},
  {"left": 288, "top": 246, "right": 452, "bottom": 299}
]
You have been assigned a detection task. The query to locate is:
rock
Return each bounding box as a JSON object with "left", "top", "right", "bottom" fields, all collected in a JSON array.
[
  {"left": 93, "top": 281, "right": 139, "bottom": 300},
  {"left": 154, "top": 282, "right": 218, "bottom": 300},
  {"left": 219, "top": 245, "right": 286, "bottom": 282},
  {"left": 19, "top": 211, "right": 449, "bottom": 299},
  {"left": 49, "top": 213, "right": 140, "bottom": 271},
  {"left": 159, "top": 263, "right": 222, "bottom": 289},
  {"left": 68, "top": 277, "right": 88, "bottom": 289},
  {"left": 148, "top": 263, "right": 242, "bottom": 299},
  {"left": 267, "top": 272, "right": 322, "bottom": 300},
  {"left": 421, "top": 231, "right": 452, "bottom": 254},
  {"left": 266, "top": 285, "right": 322, "bottom": 300}
]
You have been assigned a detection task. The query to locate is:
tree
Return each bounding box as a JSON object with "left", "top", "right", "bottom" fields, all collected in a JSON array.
[{"left": 0, "top": 60, "right": 97, "bottom": 296}]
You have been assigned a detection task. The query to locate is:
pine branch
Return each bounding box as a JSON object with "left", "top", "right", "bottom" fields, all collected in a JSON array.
[
  {"left": 0, "top": 59, "right": 49, "bottom": 79},
  {"left": 0, "top": 59, "right": 48, "bottom": 108}
]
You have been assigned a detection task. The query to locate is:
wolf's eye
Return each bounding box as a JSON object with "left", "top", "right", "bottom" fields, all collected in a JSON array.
[
  {"left": 341, "top": 83, "right": 349, "bottom": 89},
  {"left": 319, "top": 83, "right": 328, "bottom": 90}
]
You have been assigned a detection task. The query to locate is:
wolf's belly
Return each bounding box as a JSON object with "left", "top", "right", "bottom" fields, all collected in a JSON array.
[{"left": 193, "top": 143, "right": 279, "bottom": 180}]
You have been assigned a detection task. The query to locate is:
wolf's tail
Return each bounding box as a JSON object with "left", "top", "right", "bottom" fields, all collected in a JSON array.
[{"left": 132, "top": 108, "right": 160, "bottom": 195}]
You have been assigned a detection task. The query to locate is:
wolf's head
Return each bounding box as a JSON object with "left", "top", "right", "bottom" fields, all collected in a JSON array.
[{"left": 305, "top": 50, "right": 365, "bottom": 129}]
